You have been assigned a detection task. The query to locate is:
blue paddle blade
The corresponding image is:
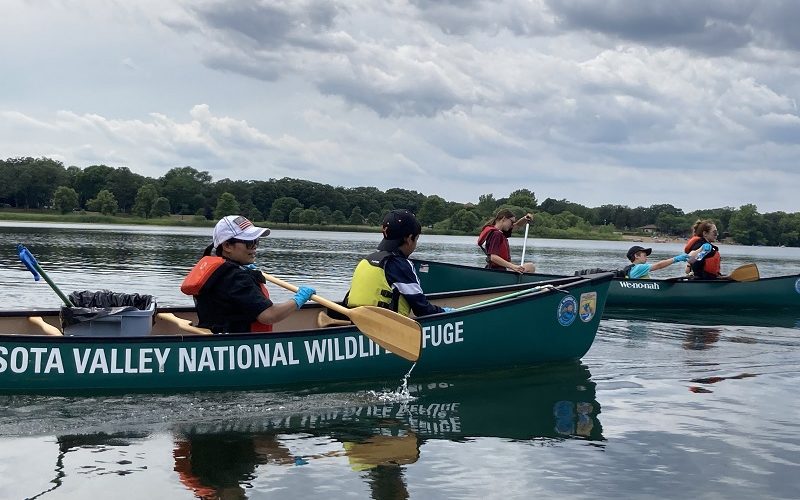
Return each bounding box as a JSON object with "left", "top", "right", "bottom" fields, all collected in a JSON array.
[{"left": 17, "top": 244, "right": 41, "bottom": 282}]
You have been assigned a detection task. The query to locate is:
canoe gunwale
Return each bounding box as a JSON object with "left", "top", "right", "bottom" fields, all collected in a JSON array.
[{"left": 0, "top": 273, "right": 614, "bottom": 342}]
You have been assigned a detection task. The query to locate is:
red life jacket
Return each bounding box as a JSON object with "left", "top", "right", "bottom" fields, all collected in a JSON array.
[
  {"left": 684, "top": 236, "right": 721, "bottom": 277},
  {"left": 477, "top": 225, "right": 510, "bottom": 268},
  {"left": 181, "top": 256, "right": 273, "bottom": 332}
]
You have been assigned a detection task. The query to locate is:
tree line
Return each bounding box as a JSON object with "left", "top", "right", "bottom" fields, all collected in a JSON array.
[{"left": 1, "top": 156, "right": 799, "bottom": 247}]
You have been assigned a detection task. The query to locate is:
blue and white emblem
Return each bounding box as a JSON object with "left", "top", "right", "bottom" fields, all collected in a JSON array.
[
  {"left": 795, "top": 278, "right": 800, "bottom": 295},
  {"left": 557, "top": 295, "right": 577, "bottom": 326}
]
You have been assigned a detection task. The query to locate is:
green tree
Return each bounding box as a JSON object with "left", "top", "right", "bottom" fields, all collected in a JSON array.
[
  {"left": 349, "top": 206, "right": 364, "bottom": 225},
  {"left": 449, "top": 209, "right": 480, "bottom": 232},
  {"left": 299, "top": 209, "right": 319, "bottom": 225},
  {"left": 507, "top": 189, "right": 537, "bottom": 210},
  {"left": 728, "top": 204, "right": 766, "bottom": 245},
  {"left": 477, "top": 193, "right": 497, "bottom": 217},
  {"left": 53, "top": 186, "right": 79, "bottom": 214},
  {"left": 74, "top": 164, "right": 114, "bottom": 206},
  {"left": 317, "top": 206, "right": 332, "bottom": 225},
  {"left": 150, "top": 197, "right": 171, "bottom": 218},
  {"left": 214, "top": 192, "right": 241, "bottom": 220},
  {"left": 88, "top": 189, "right": 118, "bottom": 215},
  {"left": 366, "top": 211, "right": 381, "bottom": 226},
  {"left": 132, "top": 184, "right": 159, "bottom": 218},
  {"left": 269, "top": 197, "right": 302, "bottom": 223},
  {"left": 4, "top": 157, "right": 67, "bottom": 208},
  {"left": 105, "top": 167, "right": 145, "bottom": 213},
  {"left": 289, "top": 207, "right": 303, "bottom": 223},
  {"left": 331, "top": 210, "right": 346, "bottom": 225},
  {"left": 159, "top": 167, "right": 212, "bottom": 215},
  {"left": 418, "top": 195, "right": 448, "bottom": 226}
]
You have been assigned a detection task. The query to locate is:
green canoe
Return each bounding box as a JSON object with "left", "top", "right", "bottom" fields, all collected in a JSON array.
[
  {"left": 414, "top": 258, "right": 800, "bottom": 314},
  {"left": 0, "top": 274, "right": 612, "bottom": 394}
]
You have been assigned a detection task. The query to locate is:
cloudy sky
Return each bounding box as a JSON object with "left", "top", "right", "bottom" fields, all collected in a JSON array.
[{"left": 2, "top": 0, "right": 799, "bottom": 213}]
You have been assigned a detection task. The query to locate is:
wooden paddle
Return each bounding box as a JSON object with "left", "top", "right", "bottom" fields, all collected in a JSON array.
[
  {"left": 262, "top": 273, "right": 422, "bottom": 362},
  {"left": 728, "top": 263, "right": 759, "bottom": 282}
]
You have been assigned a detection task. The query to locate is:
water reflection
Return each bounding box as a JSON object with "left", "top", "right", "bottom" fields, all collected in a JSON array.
[
  {"left": 19, "top": 363, "right": 600, "bottom": 499},
  {"left": 606, "top": 308, "right": 800, "bottom": 329},
  {"left": 682, "top": 327, "right": 722, "bottom": 350}
]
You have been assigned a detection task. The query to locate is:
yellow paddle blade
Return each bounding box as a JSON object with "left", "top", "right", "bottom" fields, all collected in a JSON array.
[
  {"left": 261, "top": 272, "right": 422, "bottom": 361},
  {"left": 729, "top": 263, "right": 759, "bottom": 282},
  {"left": 347, "top": 306, "right": 422, "bottom": 362}
]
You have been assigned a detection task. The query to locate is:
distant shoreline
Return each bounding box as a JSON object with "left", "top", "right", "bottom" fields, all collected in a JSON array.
[{"left": 0, "top": 210, "right": 630, "bottom": 241}]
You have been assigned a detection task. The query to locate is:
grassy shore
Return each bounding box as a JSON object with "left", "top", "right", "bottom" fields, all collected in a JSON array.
[{"left": 0, "top": 209, "right": 624, "bottom": 240}]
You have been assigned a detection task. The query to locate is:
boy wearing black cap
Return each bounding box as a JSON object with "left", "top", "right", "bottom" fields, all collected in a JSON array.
[
  {"left": 625, "top": 245, "right": 689, "bottom": 279},
  {"left": 347, "top": 209, "right": 451, "bottom": 316}
]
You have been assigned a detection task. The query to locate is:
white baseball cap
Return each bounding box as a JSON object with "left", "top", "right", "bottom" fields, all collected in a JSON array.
[{"left": 212, "top": 215, "right": 270, "bottom": 248}]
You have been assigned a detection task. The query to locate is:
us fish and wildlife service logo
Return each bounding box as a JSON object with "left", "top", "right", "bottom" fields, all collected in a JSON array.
[
  {"left": 557, "top": 295, "right": 577, "bottom": 326},
  {"left": 579, "top": 292, "right": 597, "bottom": 323},
  {"left": 795, "top": 278, "right": 800, "bottom": 295}
]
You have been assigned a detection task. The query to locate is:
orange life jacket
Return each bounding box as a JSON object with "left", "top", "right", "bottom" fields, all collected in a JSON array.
[
  {"left": 181, "top": 256, "right": 273, "bottom": 332},
  {"left": 684, "top": 236, "right": 721, "bottom": 277},
  {"left": 477, "top": 225, "right": 510, "bottom": 267}
]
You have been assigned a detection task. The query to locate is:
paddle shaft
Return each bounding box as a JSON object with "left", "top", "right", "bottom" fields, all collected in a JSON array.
[
  {"left": 31, "top": 260, "right": 74, "bottom": 307},
  {"left": 520, "top": 223, "right": 530, "bottom": 265},
  {"left": 457, "top": 286, "right": 543, "bottom": 311},
  {"left": 261, "top": 273, "right": 346, "bottom": 314}
]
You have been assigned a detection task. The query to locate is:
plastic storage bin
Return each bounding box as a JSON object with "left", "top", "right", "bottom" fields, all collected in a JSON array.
[{"left": 61, "top": 290, "right": 156, "bottom": 337}]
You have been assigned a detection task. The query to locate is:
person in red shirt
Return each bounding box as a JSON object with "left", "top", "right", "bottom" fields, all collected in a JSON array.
[{"left": 477, "top": 209, "right": 535, "bottom": 273}]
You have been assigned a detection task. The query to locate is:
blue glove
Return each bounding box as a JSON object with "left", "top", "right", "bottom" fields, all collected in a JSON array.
[
  {"left": 443, "top": 307, "right": 456, "bottom": 312},
  {"left": 293, "top": 286, "right": 315, "bottom": 309},
  {"left": 701, "top": 243, "right": 712, "bottom": 252},
  {"left": 673, "top": 254, "right": 689, "bottom": 263}
]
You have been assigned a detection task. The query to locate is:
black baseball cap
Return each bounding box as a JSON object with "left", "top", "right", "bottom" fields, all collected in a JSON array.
[
  {"left": 377, "top": 209, "right": 421, "bottom": 251},
  {"left": 626, "top": 245, "right": 652, "bottom": 262}
]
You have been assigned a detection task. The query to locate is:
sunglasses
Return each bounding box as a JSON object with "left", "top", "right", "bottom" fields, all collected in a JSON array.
[{"left": 229, "top": 238, "right": 259, "bottom": 249}]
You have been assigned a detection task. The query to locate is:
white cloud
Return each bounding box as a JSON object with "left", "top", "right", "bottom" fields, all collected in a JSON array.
[{"left": 1, "top": 0, "right": 800, "bottom": 212}]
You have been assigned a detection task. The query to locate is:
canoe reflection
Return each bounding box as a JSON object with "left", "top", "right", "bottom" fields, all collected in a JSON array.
[
  {"left": 167, "top": 363, "right": 601, "bottom": 497},
  {"left": 41, "top": 363, "right": 600, "bottom": 499},
  {"left": 607, "top": 307, "right": 800, "bottom": 329}
]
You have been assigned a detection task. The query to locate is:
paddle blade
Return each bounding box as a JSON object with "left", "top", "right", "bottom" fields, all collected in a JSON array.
[
  {"left": 729, "top": 263, "right": 759, "bottom": 282},
  {"left": 348, "top": 306, "right": 422, "bottom": 362},
  {"left": 17, "top": 244, "right": 41, "bottom": 281}
]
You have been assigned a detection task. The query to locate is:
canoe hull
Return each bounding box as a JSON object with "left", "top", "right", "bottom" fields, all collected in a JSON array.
[
  {"left": 414, "top": 259, "right": 800, "bottom": 310},
  {"left": 0, "top": 274, "right": 612, "bottom": 394}
]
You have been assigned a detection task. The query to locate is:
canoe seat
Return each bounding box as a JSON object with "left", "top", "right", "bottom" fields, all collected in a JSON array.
[
  {"left": 317, "top": 310, "right": 352, "bottom": 328},
  {"left": 156, "top": 313, "right": 213, "bottom": 335},
  {"left": 28, "top": 316, "right": 63, "bottom": 336}
]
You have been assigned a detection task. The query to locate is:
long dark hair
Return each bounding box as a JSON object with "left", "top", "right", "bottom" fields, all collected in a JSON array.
[
  {"left": 203, "top": 243, "right": 225, "bottom": 257},
  {"left": 484, "top": 208, "right": 514, "bottom": 226},
  {"left": 483, "top": 208, "right": 515, "bottom": 236}
]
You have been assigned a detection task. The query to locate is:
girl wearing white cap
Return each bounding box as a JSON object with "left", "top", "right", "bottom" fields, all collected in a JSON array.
[{"left": 180, "top": 215, "right": 315, "bottom": 333}]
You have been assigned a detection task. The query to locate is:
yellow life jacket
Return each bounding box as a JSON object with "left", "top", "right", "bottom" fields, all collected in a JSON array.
[{"left": 346, "top": 252, "right": 411, "bottom": 317}]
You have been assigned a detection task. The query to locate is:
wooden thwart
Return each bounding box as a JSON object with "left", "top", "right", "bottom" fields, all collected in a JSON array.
[
  {"left": 317, "top": 310, "right": 352, "bottom": 328},
  {"left": 28, "top": 316, "right": 62, "bottom": 336},
  {"left": 157, "top": 312, "right": 213, "bottom": 335},
  {"left": 262, "top": 272, "right": 422, "bottom": 362}
]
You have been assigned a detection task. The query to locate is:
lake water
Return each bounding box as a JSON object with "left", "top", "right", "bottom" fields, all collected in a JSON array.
[{"left": 1, "top": 222, "right": 799, "bottom": 499}]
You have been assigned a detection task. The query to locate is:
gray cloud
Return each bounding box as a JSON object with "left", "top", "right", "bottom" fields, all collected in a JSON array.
[{"left": 4, "top": 0, "right": 800, "bottom": 212}]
